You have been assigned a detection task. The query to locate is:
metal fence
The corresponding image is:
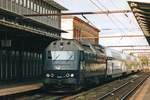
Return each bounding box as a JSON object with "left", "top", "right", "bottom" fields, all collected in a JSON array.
[{"left": 0, "top": 49, "right": 43, "bottom": 81}]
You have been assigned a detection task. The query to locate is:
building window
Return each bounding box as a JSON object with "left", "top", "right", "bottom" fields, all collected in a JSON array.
[
  {"left": 37, "top": 5, "right": 39, "bottom": 12},
  {"left": 45, "top": 9, "right": 48, "bottom": 14},
  {"left": 23, "top": 0, "right": 26, "bottom": 7},
  {"left": 20, "top": 0, "right": 23, "bottom": 5},
  {"left": 40, "top": 6, "right": 42, "bottom": 13},
  {"left": 11, "top": 0, "right": 15, "bottom": 2},
  {"left": 34, "top": 3, "right": 36, "bottom": 12},
  {"left": 27, "top": 0, "right": 30, "bottom": 8},
  {"left": 43, "top": 7, "right": 45, "bottom": 13},
  {"left": 31, "top": 1, "right": 33, "bottom": 10}
]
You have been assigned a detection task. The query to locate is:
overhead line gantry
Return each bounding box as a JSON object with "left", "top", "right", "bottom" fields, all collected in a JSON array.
[
  {"left": 106, "top": 45, "right": 149, "bottom": 47},
  {"left": 24, "top": 10, "right": 131, "bottom": 17}
]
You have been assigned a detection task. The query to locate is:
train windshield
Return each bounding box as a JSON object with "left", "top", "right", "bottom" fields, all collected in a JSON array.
[{"left": 51, "top": 51, "right": 74, "bottom": 61}]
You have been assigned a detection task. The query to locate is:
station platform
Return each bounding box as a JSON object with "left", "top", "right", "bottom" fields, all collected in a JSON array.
[
  {"left": 0, "top": 82, "right": 43, "bottom": 96},
  {"left": 130, "top": 76, "right": 150, "bottom": 100}
]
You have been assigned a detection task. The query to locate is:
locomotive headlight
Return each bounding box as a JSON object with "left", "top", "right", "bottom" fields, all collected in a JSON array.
[
  {"left": 65, "top": 73, "right": 70, "bottom": 77},
  {"left": 46, "top": 73, "right": 50, "bottom": 77},
  {"left": 70, "top": 74, "right": 74, "bottom": 77}
]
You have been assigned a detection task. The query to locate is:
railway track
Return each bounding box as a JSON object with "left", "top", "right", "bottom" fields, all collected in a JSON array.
[
  {"left": 97, "top": 73, "right": 149, "bottom": 100},
  {"left": 62, "top": 72, "right": 150, "bottom": 100},
  {"left": 1, "top": 72, "right": 149, "bottom": 100}
]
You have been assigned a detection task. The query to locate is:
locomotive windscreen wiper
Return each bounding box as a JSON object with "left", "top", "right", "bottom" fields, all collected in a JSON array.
[
  {"left": 53, "top": 54, "right": 60, "bottom": 62},
  {"left": 66, "top": 55, "right": 73, "bottom": 62}
]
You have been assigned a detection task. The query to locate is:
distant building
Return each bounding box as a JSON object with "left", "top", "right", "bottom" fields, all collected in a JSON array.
[{"left": 61, "top": 16, "right": 100, "bottom": 45}]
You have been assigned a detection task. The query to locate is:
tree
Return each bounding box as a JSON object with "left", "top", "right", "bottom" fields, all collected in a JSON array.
[{"left": 139, "top": 56, "right": 149, "bottom": 67}]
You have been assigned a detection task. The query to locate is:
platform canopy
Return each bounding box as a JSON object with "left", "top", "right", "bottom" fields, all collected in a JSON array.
[{"left": 128, "top": 1, "right": 150, "bottom": 44}]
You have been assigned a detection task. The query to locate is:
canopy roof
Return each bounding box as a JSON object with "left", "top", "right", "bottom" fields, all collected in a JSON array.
[{"left": 128, "top": 1, "right": 150, "bottom": 44}]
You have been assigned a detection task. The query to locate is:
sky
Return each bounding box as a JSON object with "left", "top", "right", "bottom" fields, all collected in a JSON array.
[{"left": 54, "top": 0, "right": 150, "bottom": 52}]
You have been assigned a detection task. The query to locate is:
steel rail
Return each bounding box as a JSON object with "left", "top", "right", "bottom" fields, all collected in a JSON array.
[
  {"left": 97, "top": 74, "right": 149, "bottom": 100},
  {"left": 96, "top": 80, "right": 133, "bottom": 100},
  {"left": 120, "top": 75, "right": 150, "bottom": 100}
]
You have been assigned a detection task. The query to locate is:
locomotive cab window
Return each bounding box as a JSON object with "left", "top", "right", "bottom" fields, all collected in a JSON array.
[{"left": 51, "top": 51, "right": 74, "bottom": 61}]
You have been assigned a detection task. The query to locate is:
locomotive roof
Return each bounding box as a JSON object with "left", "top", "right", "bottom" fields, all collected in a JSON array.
[
  {"left": 48, "top": 39, "right": 83, "bottom": 51},
  {"left": 49, "top": 39, "right": 106, "bottom": 55}
]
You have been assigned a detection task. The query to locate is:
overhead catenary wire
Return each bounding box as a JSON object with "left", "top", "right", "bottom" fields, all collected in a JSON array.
[
  {"left": 88, "top": 0, "right": 122, "bottom": 35},
  {"left": 95, "top": 0, "right": 142, "bottom": 44},
  {"left": 109, "top": 0, "right": 135, "bottom": 29},
  {"left": 24, "top": 0, "right": 132, "bottom": 35},
  {"left": 92, "top": 0, "right": 127, "bottom": 34},
  {"left": 88, "top": 0, "right": 127, "bottom": 41},
  {"left": 107, "top": 0, "right": 142, "bottom": 41},
  {"left": 96, "top": 0, "right": 129, "bottom": 36},
  {"left": 101, "top": 27, "right": 140, "bottom": 31},
  {"left": 109, "top": 0, "right": 140, "bottom": 32},
  {"left": 81, "top": 14, "right": 97, "bottom": 28},
  {"left": 62, "top": 35, "right": 144, "bottom": 39},
  {"left": 82, "top": 1, "right": 104, "bottom": 27}
]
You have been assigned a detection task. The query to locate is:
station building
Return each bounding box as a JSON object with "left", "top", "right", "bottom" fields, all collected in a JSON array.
[
  {"left": 61, "top": 16, "right": 100, "bottom": 45},
  {"left": 0, "top": 0, "right": 66, "bottom": 81}
]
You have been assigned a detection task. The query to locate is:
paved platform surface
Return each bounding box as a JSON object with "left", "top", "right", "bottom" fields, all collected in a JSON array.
[
  {"left": 0, "top": 82, "right": 43, "bottom": 96},
  {"left": 130, "top": 77, "right": 150, "bottom": 100}
]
